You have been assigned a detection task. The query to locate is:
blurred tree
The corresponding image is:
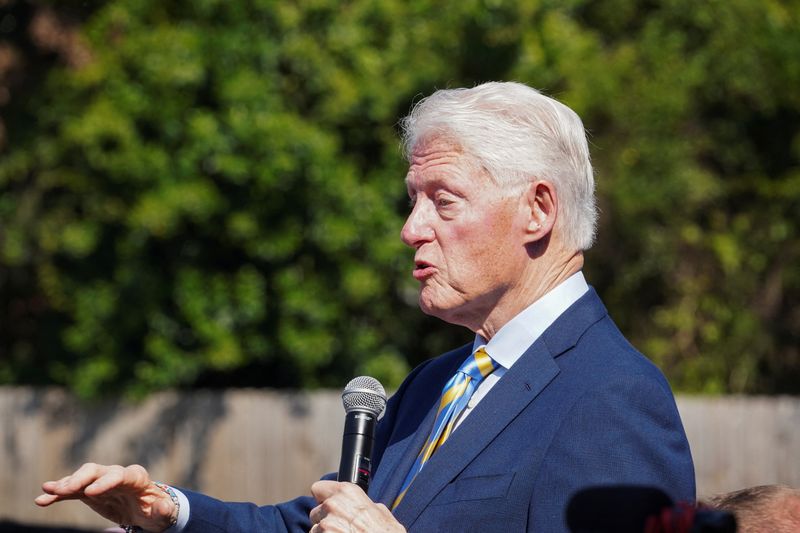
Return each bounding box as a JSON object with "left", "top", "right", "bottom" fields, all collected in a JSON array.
[
  {"left": 563, "top": 0, "right": 800, "bottom": 393},
  {"left": 0, "top": 0, "right": 798, "bottom": 398}
]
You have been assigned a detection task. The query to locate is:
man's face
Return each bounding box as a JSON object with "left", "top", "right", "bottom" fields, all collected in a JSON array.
[{"left": 401, "top": 137, "right": 530, "bottom": 330}]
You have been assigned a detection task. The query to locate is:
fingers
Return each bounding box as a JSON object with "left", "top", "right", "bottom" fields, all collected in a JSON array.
[
  {"left": 38, "top": 475, "right": 74, "bottom": 503},
  {"left": 37, "top": 463, "right": 108, "bottom": 503},
  {"left": 309, "top": 481, "right": 357, "bottom": 528},
  {"left": 34, "top": 493, "right": 63, "bottom": 507},
  {"left": 35, "top": 463, "right": 168, "bottom": 530},
  {"left": 309, "top": 481, "right": 405, "bottom": 533},
  {"left": 35, "top": 463, "right": 150, "bottom": 505},
  {"left": 310, "top": 481, "right": 366, "bottom": 523},
  {"left": 83, "top": 465, "right": 126, "bottom": 496},
  {"left": 309, "top": 503, "right": 326, "bottom": 529},
  {"left": 311, "top": 480, "right": 341, "bottom": 503},
  {"left": 85, "top": 464, "right": 150, "bottom": 496}
]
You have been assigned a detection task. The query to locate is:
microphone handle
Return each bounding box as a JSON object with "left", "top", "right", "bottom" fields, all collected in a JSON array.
[{"left": 337, "top": 411, "right": 377, "bottom": 491}]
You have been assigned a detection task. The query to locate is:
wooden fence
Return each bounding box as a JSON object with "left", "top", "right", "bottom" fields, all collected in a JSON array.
[{"left": 1, "top": 387, "right": 798, "bottom": 530}]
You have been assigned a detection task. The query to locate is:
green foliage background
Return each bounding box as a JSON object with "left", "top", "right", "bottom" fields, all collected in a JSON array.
[{"left": 1, "top": 0, "right": 798, "bottom": 398}]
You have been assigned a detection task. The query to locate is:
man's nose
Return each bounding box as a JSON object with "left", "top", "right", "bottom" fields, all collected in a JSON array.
[{"left": 401, "top": 203, "right": 434, "bottom": 248}]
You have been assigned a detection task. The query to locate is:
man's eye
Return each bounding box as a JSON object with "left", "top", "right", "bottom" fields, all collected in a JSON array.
[{"left": 436, "top": 198, "right": 453, "bottom": 207}]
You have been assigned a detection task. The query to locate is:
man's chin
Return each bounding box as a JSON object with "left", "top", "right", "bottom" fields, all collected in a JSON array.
[
  {"left": 418, "top": 297, "right": 459, "bottom": 325},
  {"left": 417, "top": 297, "right": 444, "bottom": 319}
]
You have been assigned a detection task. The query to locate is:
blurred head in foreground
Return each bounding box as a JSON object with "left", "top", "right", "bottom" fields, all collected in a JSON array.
[{"left": 706, "top": 484, "right": 800, "bottom": 533}]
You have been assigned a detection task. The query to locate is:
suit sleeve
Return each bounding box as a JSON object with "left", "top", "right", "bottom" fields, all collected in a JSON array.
[
  {"left": 528, "top": 374, "right": 695, "bottom": 531},
  {"left": 179, "top": 472, "right": 336, "bottom": 533}
]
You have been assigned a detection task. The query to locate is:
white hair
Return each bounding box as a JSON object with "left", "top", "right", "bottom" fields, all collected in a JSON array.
[{"left": 400, "top": 81, "right": 598, "bottom": 251}]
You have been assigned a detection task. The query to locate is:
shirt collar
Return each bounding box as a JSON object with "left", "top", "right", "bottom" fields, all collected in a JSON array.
[{"left": 472, "top": 271, "right": 589, "bottom": 370}]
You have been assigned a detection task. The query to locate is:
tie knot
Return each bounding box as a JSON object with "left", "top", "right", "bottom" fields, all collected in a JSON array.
[{"left": 458, "top": 347, "right": 498, "bottom": 383}]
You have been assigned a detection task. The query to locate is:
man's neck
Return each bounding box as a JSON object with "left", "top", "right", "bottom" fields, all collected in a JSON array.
[{"left": 475, "top": 251, "right": 584, "bottom": 340}]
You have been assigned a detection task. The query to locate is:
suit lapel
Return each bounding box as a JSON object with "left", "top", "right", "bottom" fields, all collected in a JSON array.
[
  {"left": 392, "top": 340, "right": 560, "bottom": 528},
  {"left": 371, "top": 398, "right": 438, "bottom": 505},
  {"left": 388, "top": 288, "right": 609, "bottom": 528},
  {"left": 371, "top": 347, "right": 469, "bottom": 505}
]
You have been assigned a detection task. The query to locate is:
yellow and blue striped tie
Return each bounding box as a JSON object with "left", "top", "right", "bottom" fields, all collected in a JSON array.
[{"left": 392, "top": 348, "right": 498, "bottom": 509}]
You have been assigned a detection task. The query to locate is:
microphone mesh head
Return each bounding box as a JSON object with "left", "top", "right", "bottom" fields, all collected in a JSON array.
[{"left": 342, "top": 376, "right": 387, "bottom": 416}]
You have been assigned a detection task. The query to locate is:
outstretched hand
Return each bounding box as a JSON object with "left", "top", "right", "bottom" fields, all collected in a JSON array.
[
  {"left": 309, "top": 480, "right": 406, "bottom": 533},
  {"left": 35, "top": 463, "right": 176, "bottom": 533}
]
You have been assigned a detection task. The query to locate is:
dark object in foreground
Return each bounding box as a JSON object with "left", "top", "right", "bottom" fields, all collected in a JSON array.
[
  {"left": 567, "top": 486, "right": 737, "bottom": 533},
  {"left": 0, "top": 521, "right": 97, "bottom": 533}
]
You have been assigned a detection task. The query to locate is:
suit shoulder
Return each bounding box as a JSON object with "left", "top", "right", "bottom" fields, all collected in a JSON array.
[{"left": 572, "top": 315, "right": 673, "bottom": 390}]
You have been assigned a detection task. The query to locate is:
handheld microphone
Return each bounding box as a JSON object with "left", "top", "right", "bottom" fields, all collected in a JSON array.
[{"left": 337, "top": 376, "right": 387, "bottom": 492}]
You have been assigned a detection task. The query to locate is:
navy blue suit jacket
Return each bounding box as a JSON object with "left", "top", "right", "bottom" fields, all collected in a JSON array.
[{"left": 182, "top": 288, "right": 695, "bottom": 532}]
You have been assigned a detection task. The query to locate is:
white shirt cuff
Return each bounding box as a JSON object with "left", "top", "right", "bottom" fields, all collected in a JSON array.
[{"left": 162, "top": 486, "right": 191, "bottom": 533}]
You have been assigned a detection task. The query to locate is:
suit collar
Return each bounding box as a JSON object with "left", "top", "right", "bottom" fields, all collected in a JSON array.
[
  {"left": 542, "top": 287, "right": 607, "bottom": 358},
  {"left": 475, "top": 271, "right": 590, "bottom": 370}
]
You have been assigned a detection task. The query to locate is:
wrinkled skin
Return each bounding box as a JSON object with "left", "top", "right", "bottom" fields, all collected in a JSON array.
[
  {"left": 35, "top": 463, "right": 175, "bottom": 532},
  {"left": 309, "top": 481, "right": 406, "bottom": 533}
]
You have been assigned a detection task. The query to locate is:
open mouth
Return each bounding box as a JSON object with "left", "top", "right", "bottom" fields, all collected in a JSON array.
[{"left": 413, "top": 261, "right": 436, "bottom": 280}]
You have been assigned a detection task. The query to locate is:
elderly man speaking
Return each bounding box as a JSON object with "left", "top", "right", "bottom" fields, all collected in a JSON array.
[{"left": 36, "top": 82, "right": 695, "bottom": 532}]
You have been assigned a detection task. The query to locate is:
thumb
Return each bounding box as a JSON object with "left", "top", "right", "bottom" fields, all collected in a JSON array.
[{"left": 310, "top": 480, "right": 341, "bottom": 503}]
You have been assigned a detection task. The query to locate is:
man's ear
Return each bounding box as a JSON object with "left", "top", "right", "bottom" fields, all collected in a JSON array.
[{"left": 523, "top": 180, "right": 557, "bottom": 244}]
